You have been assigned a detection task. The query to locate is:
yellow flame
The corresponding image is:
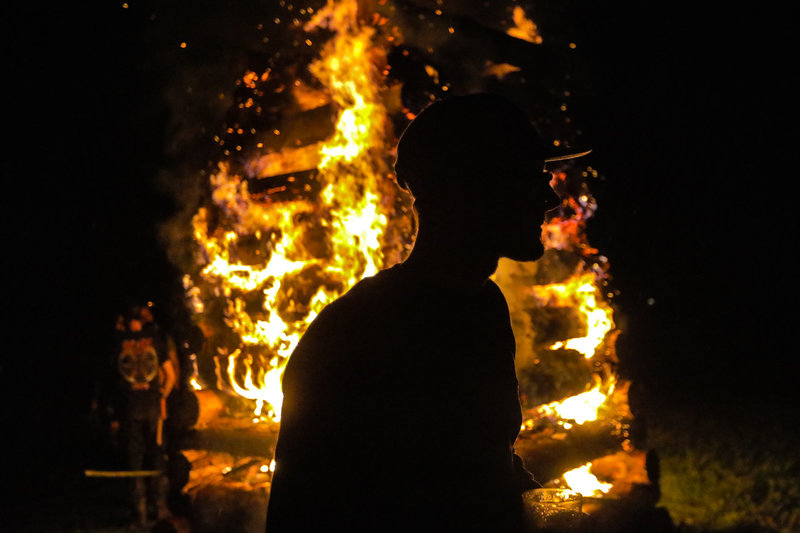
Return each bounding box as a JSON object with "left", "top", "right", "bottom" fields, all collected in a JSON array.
[
  {"left": 534, "top": 378, "right": 615, "bottom": 425},
  {"left": 563, "top": 463, "right": 612, "bottom": 497},
  {"left": 226, "top": 350, "right": 286, "bottom": 420},
  {"left": 529, "top": 273, "right": 614, "bottom": 358},
  {"left": 186, "top": 0, "right": 396, "bottom": 420}
]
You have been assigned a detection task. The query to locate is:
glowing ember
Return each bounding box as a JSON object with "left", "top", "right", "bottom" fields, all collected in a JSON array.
[
  {"left": 506, "top": 6, "right": 543, "bottom": 44},
  {"left": 563, "top": 463, "right": 612, "bottom": 497}
]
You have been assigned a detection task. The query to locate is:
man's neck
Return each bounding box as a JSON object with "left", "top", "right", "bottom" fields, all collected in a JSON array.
[{"left": 401, "top": 225, "right": 499, "bottom": 291}]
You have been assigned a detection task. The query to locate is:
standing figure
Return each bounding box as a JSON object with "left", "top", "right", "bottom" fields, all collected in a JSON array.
[
  {"left": 114, "top": 303, "right": 176, "bottom": 528},
  {"left": 266, "top": 94, "right": 590, "bottom": 532}
]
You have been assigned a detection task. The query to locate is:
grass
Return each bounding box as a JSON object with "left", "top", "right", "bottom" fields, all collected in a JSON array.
[{"left": 642, "top": 396, "right": 800, "bottom": 533}]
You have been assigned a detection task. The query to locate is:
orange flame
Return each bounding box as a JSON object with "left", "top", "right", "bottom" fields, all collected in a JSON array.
[
  {"left": 185, "top": 0, "right": 400, "bottom": 420},
  {"left": 506, "top": 6, "right": 543, "bottom": 44},
  {"left": 531, "top": 377, "right": 616, "bottom": 428},
  {"left": 563, "top": 462, "right": 613, "bottom": 497},
  {"left": 529, "top": 273, "right": 614, "bottom": 359}
]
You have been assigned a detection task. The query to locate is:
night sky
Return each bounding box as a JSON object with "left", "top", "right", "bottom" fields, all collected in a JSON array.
[{"left": 6, "top": 0, "right": 797, "bottom": 504}]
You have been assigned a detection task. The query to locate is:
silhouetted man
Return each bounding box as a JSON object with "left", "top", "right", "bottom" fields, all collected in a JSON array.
[{"left": 266, "top": 93, "right": 589, "bottom": 532}]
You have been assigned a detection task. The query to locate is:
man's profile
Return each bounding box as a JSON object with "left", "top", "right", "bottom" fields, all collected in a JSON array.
[{"left": 266, "top": 93, "right": 589, "bottom": 532}]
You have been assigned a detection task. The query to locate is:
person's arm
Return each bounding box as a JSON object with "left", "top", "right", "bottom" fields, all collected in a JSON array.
[
  {"left": 159, "top": 360, "right": 176, "bottom": 421},
  {"left": 485, "top": 281, "right": 543, "bottom": 494},
  {"left": 267, "top": 300, "right": 355, "bottom": 531},
  {"left": 160, "top": 360, "right": 176, "bottom": 399}
]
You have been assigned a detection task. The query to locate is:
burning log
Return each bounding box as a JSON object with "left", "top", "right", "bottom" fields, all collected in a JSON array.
[
  {"left": 180, "top": 419, "right": 279, "bottom": 457},
  {"left": 192, "top": 389, "right": 225, "bottom": 428},
  {"left": 588, "top": 450, "right": 653, "bottom": 499},
  {"left": 265, "top": 103, "right": 338, "bottom": 152},
  {"left": 516, "top": 420, "right": 625, "bottom": 484},
  {"left": 190, "top": 483, "right": 269, "bottom": 533},
  {"left": 175, "top": 449, "right": 274, "bottom": 533},
  {"left": 247, "top": 141, "right": 325, "bottom": 178},
  {"left": 166, "top": 387, "right": 201, "bottom": 433},
  {"left": 84, "top": 469, "right": 163, "bottom": 478},
  {"left": 246, "top": 169, "right": 322, "bottom": 203}
]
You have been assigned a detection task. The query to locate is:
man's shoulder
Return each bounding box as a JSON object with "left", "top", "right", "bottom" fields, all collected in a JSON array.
[
  {"left": 328, "top": 266, "right": 404, "bottom": 309},
  {"left": 302, "top": 267, "right": 402, "bottom": 333},
  {"left": 284, "top": 268, "right": 404, "bottom": 379}
]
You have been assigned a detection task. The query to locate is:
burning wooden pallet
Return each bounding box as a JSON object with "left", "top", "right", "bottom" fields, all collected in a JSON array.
[{"left": 155, "top": 0, "right": 672, "bottom": 531}]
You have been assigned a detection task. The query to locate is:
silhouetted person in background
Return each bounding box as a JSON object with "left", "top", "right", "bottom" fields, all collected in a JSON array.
[
  {"left": 114, "top": 303, "right": 176, "bottom": 527},
  {"left": 266, "top": 94, "right": 589, "bottom": 532}
]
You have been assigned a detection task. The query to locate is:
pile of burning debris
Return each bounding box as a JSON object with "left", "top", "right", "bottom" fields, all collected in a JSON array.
[{"left": 157, "top": 1, "right": 668, "bottom": 531}]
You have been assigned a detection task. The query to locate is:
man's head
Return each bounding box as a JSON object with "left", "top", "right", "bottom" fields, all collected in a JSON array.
[
  {"left": 124, "top": 303, "right": 155, "bottom": 332},
  {"left": 395, "top": 93, "right": 588, "bottom": 262}
]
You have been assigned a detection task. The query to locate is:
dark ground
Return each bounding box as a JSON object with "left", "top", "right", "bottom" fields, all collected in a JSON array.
[
  {"left": 5, "top": 1, "right": 798, "bottom": 531},
  {"left": 7, "top": 402, "right": 798, "bottom": 532}
]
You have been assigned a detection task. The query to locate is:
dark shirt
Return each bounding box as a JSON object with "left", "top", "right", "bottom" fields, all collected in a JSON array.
[
  {"left": 266, "top": 264, "right": 537, "bottom": 532},
  {"left": 115, "top": 322, "right": 168, "bottom": 420}
]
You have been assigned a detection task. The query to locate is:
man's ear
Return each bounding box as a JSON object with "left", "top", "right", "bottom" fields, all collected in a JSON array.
[{"left": 394, "top": 168, "right": 411, "bottom": 193}]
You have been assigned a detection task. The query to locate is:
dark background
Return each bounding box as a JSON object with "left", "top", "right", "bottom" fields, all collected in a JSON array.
[{"left": 5, "top": 0, "right": 797, "bottom": 512}]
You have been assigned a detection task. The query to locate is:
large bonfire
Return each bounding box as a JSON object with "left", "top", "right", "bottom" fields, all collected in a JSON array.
[{"left": 176, "top": 0, "right": 638, "bottom": 508}]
